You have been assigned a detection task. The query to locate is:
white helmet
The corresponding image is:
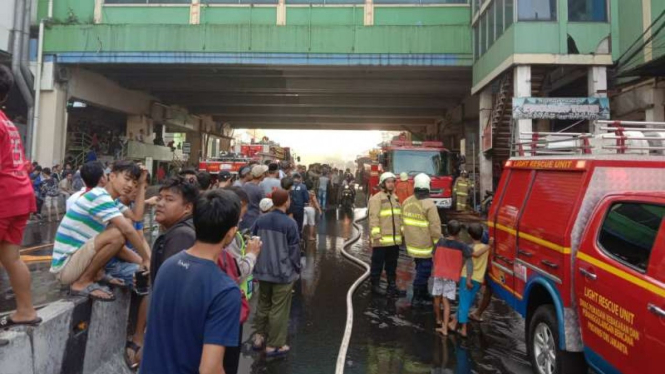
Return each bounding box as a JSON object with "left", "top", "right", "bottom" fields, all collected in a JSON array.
[
  {"left": 414, "top": 173, "right": 431, "bottom": 190},
  {"left": 379, "top": 172, "right": 397, "bottom": 185}
]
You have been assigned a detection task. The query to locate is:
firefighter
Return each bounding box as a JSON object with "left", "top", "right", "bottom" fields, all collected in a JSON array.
[
  {"left": 368, "top": 172, "right": 404, "bottom": 297},
  {"left": 402, "top": 173, "right": 441, "bottom": 307},
  {"left": 394, "top": 172, "right": 414, "bottom": 205},
  {"left": 453, "top": 170, "right": 470, "bottom": 211}
]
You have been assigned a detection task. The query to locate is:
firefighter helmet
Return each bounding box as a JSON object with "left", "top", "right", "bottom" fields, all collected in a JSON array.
[
  {"left": 399, "top": 172, "right": 408, "bottom": 182},
  {"left": 414, "top": 173, "right": 431, "bottom": 190},
  {"left": 379, "top": 172, "right": 397, "bottom": 185}
]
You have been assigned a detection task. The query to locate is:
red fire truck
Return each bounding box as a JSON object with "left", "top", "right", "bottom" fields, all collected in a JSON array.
[
  {"left": 199, "top": 142, "right": 292, "bottom": 175},
  {"left": 488, "top": 120, "right": 665, "bottom": 374},
  {"left": 368, "top": 140, "right": 454, "bottom": 209},
  {"left": 198, "top": 154, "right": 250, "bottom": 176}
]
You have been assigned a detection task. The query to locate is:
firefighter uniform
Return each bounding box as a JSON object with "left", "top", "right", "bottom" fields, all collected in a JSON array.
[
  {"left": 368, "top": 188, "right": 402, "bottom": 295},
  {"left": 453, "top": 175, "right": 470, "bottom": 211},
  {"left": 402, "top": 173, "right": 442, "bottom": 304}
]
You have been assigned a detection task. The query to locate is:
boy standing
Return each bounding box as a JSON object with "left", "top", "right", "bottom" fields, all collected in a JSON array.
[
  {"left": 431, "top": 220, "right": 472, "bottom": 336},
  {"left": 448, "top": 223, "right": 491, "bottom": 338},
  {"left": 141, "top": 190, "right": 242, "bottom": 374},
  {"left": 40, "top": 168, "right": 61, "bottom": 222}
]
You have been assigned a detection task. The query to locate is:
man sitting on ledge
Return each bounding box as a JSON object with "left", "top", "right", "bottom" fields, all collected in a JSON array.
[{"left": 50, "top": 160, "right": 151, "bottom": 301}]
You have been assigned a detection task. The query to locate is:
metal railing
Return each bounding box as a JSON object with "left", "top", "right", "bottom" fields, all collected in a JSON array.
[{"left": 513, "top": 120, "right": 665, "bottom": 157}]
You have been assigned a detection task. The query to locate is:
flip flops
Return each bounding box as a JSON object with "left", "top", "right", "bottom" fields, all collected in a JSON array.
[
  {"left": 468, "top": 313, "right": 485, "bottom": 323},
  {"left": 266, "top": 345, "right": 291, "bottom": 358},
  {"left": 100, "top": 274, "right": 126, "bottom": 288},
  {"left": 252, "top": 334, "right": 265, "bottom": 351},
  {"left": 124, "top": 341, "right": 141, "bottom": 371},
  {"left": 0, "top": 315, "right": 43, "bottom": 330},
  {"left": 70, "top": 283, "right": 116, "bottom": 302}
]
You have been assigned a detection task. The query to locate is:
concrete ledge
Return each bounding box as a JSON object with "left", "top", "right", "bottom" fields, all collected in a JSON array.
[
  {"left": 0, "top": 287, "right": 133, "bottom": 374},
  {"left": 83, "top": 288, "right": 132, "bottom": 374},
  {"left": 0, "top": 330, "right": 34, "bottom": 374},
  {"left": 30, "top": 300, "right": 75, "bottom": 374}
]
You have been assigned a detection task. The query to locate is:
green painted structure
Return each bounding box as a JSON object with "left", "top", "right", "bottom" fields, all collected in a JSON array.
[{"left": 38, "top": 0, "right": 663, "bottom": 88}]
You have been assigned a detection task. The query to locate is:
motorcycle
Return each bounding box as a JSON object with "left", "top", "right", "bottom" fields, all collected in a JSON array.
[{"left": 340, "top": 184, "right": 356, "bottom": 209}]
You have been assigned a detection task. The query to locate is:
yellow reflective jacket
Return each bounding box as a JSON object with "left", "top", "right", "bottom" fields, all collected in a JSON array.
[
  {"left": 402, "top": 195, "right": 442, "bottom": 258},
  {"left": 368, "top": 190, "right": 402, "bottom": 247}
]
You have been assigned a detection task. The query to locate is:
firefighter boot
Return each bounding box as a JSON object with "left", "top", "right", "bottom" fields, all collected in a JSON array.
[
  {"left": 411, "top": 287, "right": 424, "bottom": 308},
  {"left": 386, "top": 280, "right": 407, "bottom": 298},
  {"left": 371, "top": 279, "right": 386, "bottom": 296},
  {"left": 419, "top": 285, "right": 433, "bottom": 306}
]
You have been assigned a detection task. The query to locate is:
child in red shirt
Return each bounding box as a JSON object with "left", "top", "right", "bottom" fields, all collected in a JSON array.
[
  {"left": 432, "top": 220, "right": 472, "bottom": 335},
  {"left": 0, "top": 66, "right": 41, "bottom": 334}
]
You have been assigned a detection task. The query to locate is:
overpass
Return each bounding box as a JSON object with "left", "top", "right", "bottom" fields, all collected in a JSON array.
[{"left": 10, "top": 0, "right": 665, "bottom": 193}]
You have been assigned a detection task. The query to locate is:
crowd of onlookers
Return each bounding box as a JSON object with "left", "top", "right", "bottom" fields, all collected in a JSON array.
[{"left": 5, "top": 152, "right": 351, "bottom": 372}]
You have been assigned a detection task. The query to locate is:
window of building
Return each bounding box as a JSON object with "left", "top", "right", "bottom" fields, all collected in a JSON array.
[
  {"left": 518, "top": 0, "right": 556, "bottom": 21},
  {"left": 474, "top": 25, "right": 479, "bottom": 60},
  {"left": 496, "top": 0, "right": 504, "bottom": 40},
  {"left": 568, "top": 0, "right": 607, "bottom": 22},
  {"left": 598, "top": 202, "right": 665, "bottom": 272},
  {"left": 488, "top": 1, "right": 496, "bottom": 44},
  {"left": 505, "top": 0, "right": 514, "bottom": 28},
  {"left": 480, "top": 12, "right": 487, "bottom": 55}
]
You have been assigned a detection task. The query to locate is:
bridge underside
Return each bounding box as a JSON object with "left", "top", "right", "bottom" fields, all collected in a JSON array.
[{"left": 82, "top": 64, "right": 472, "bottom": 132}]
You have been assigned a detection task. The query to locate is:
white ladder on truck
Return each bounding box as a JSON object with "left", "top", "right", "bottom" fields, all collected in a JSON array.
[{"left": 513, "top": 120, "right": 665, "bottom": 156}]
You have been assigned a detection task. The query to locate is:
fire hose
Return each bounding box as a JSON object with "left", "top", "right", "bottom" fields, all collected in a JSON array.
[{"left": 335, "top": 208, "right": 370, "bottom": 374}]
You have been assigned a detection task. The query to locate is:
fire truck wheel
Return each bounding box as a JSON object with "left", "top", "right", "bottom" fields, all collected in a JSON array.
[{"left": 528, "top": 305, "right": 563, "bottom": 374}]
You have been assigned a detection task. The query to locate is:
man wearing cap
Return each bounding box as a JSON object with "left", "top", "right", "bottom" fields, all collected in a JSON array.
[
  {"left": 240, "top": 165, "right": 268, "bottom": 231},
  {"left": 251, "top": 189, "right": 300, "bottom": 357},
  {"left": 259, "top": 198, "right": 274, "bottom": 214},
  {"left": 233, "top": 166, "right": 252, "bottom": 187},
  {"left": 218, "top": 171, "right": 232, "bottom": 188},
  {"left": 259, "top": 163, "right": 282, "bottom": 196}
]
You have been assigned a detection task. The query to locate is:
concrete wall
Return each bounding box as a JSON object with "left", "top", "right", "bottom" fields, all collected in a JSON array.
[{"left": 0, "top": 288, "right": 134, "bottom": 374}]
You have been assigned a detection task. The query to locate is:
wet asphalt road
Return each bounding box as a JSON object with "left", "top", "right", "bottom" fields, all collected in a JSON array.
[{"left": 2, "top": 206, "right": 534, "bottom": 374}]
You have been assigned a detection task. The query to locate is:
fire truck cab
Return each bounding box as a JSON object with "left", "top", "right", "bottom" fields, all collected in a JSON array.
[
  {"left": 488, "top": 121, "right": 665, "bottom": 374},
  {"left": 371, "top": 140, "right": 454, "bottom": 209}
]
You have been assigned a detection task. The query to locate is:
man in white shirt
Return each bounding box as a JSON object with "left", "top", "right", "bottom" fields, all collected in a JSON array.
[{"left": 66, "top": 162, "right": 107, "bottom": 212}]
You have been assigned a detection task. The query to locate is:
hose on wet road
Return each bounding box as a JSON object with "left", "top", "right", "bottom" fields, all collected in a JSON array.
[{"left": 335, "top": 208, "right": 370, "bottom": 374}]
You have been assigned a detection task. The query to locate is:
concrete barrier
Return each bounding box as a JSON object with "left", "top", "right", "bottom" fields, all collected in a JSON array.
[{"left": 0, "top": 288, "right": 133, "bottom": 374}]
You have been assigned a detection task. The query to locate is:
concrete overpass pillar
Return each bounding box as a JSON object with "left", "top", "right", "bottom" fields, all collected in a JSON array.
[
  {"left": 646, "top": 87, "right": 665, "bottom": 122},
  {"left": 186, "top": 131, "right": 202, "bottom": 165},
  {"left": 478, "top": 86, "right": 493, "bottom": 194},
  {"left": 126, "top": 115, "right": 154, "bottom": 145},
  {"left": 35, "top": 83, "right": 68, "bottom": 167},
  {"left": 514, "top": 65, "right": 532, "bottom": 147}
]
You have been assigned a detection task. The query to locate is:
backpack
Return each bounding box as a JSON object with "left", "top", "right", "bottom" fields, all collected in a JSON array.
[{"left": 217, "top": 251, "right": 250, "bottom": 324}]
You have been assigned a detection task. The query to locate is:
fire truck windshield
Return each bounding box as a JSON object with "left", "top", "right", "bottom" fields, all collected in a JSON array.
[{"left": 391, "top": 150, "right": 451, "bottom": 177}]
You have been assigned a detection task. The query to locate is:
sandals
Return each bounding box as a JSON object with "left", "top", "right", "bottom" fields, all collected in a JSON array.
[
  {"left": 266, "top": 345, "right": 291, "bottom": 357},
  {"left": 469, "top": 313, "right": 485, "bottom": 323},
  {"left": 125, "top": 341, "right": 141, "bottom": 371},
  {"left": 100, "top": 274, "right": 126, "bottom": 288},
  {"left": 70, "top": 283, "right": 115, "bottom": 302},
  {"left": 0, "top": 315, "right": 43, "bottom": 330},
  {"left": 252, "top": 334, "right": 265, "bottom": 351}
]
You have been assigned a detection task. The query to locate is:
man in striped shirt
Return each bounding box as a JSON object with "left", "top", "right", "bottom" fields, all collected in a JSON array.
[{"left": 50, "top": 161, "right": 151, "bottom": 301}]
